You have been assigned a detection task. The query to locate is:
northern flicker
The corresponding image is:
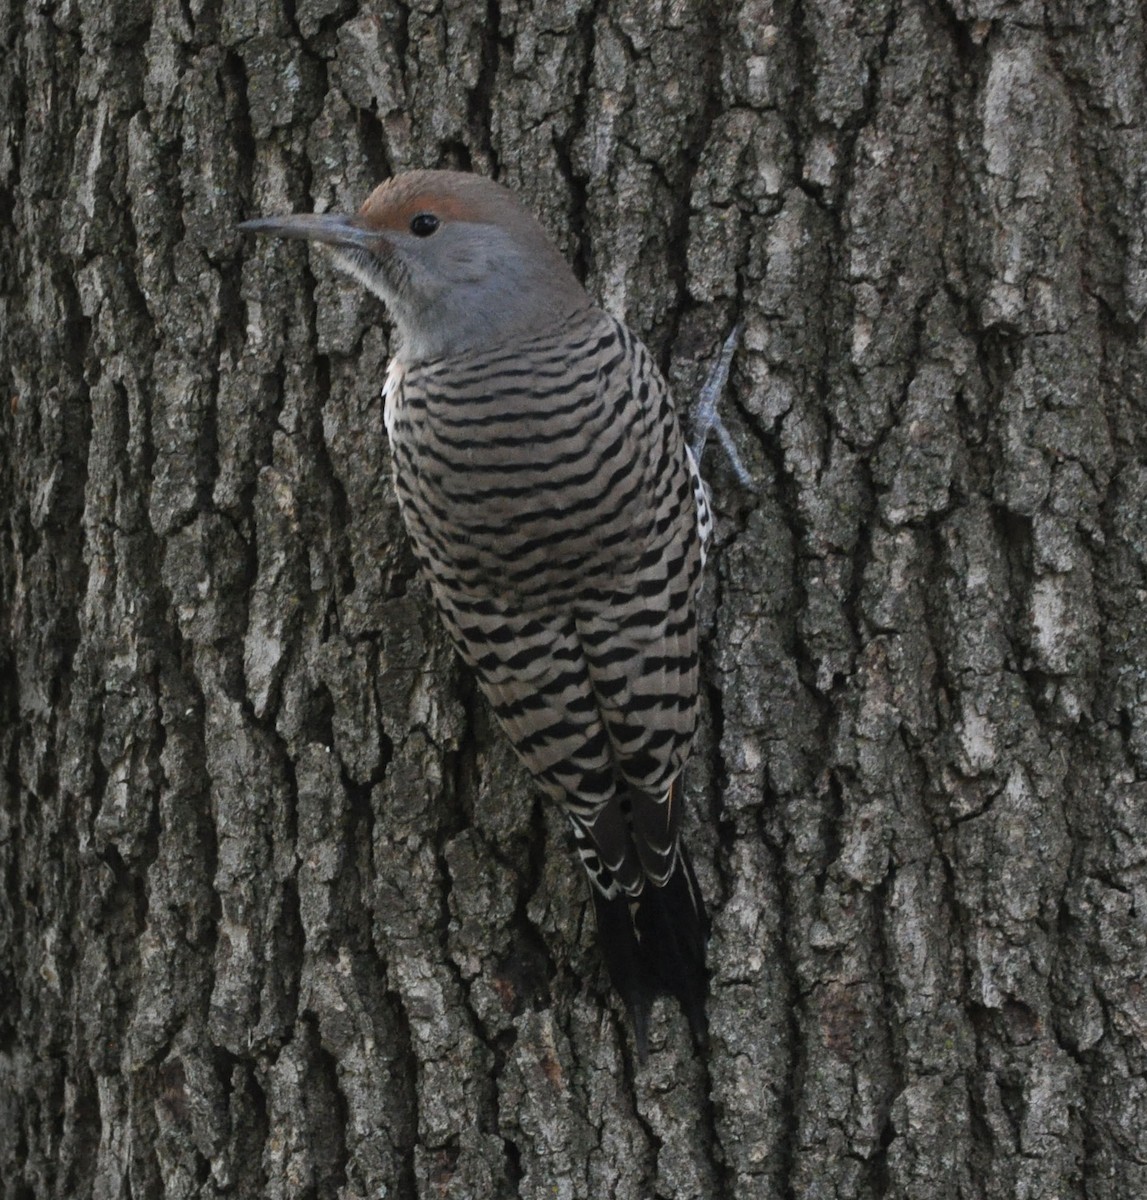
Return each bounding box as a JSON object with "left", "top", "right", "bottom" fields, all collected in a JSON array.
[{"left": 240, "top": 170, "right": 733, "bottom": 1059}]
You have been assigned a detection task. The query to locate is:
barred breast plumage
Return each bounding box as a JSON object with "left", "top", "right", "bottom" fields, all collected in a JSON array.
[{"left": 389, "top": 310, "right": 707, "bottom": 778}]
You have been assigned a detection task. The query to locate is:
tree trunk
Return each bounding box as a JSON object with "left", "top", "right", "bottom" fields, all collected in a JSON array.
[{"left": 3, "top": 1, "right": 1145, "bottom": 1197}]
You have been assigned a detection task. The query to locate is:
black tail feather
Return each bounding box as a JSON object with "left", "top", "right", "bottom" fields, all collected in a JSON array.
[{"left": 588, "top": 843, "right": 708, "bottom": 1062}]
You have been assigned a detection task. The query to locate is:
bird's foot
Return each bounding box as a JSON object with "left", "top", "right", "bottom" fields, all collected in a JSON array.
[{"left": 689, "top": 323, "right": 754, "bottom": 489}]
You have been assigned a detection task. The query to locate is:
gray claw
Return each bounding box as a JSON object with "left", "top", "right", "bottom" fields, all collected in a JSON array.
[{"left": 690, "top": 323, "right": 754, "bottom": 489}]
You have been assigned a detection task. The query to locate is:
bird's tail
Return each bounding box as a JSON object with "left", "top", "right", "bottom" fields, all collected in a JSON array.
[{"left": 585, "top": 834, "right": 709, "bottom": 1062}]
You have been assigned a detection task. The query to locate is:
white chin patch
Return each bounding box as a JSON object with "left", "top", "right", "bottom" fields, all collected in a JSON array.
[{"left": 330, "top": 248, "right": 396, "bottom": 308}]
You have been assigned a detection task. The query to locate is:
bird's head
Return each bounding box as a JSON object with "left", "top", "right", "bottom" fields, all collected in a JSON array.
[{"left": 239, "top": 170, "right": 590, "bottom": 362}]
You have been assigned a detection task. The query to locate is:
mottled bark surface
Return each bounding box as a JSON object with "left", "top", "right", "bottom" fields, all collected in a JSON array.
[{"left": 2, "top": 1, "right": 1146, "bottom": 1197}]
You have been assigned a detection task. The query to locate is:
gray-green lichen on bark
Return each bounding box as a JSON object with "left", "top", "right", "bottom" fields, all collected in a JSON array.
[{"left": 2, "top": 0, "right": 1146, "bottom": 1197}]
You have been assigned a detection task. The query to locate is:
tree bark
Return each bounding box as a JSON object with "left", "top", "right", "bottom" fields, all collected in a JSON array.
[{"left": 3, "top": 1, "right": 1146, "bottom": 1197}]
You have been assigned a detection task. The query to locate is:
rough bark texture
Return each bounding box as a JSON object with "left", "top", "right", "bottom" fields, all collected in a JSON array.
[{"left": 2, "top": 1, "right": 1146, "bottom": 1197}]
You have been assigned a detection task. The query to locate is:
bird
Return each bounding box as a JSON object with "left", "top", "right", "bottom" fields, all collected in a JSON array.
[{"left": 240, "top": 170, "right": 726, "bottom": 1060}]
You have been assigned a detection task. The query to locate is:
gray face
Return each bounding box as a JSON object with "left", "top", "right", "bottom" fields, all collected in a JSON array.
[{"left": 239, "top": 182, "right": 591, "bottom": 362}]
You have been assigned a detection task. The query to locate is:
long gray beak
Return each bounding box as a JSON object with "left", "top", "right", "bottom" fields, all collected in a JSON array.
[{"left": 237, "top": 212, "right": 378, "bottom": 249}]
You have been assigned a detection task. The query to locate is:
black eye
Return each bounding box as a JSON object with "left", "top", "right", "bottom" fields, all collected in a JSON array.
[{"left": 410, "top": 212, "right": 440, "bottom": 237}]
